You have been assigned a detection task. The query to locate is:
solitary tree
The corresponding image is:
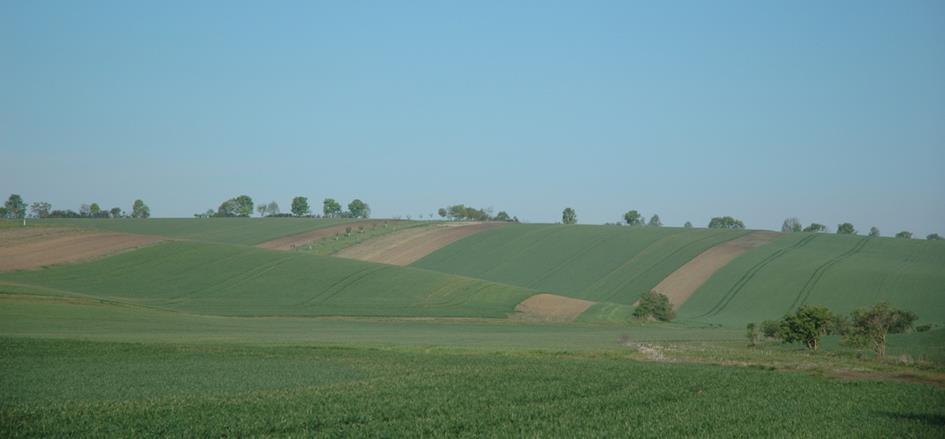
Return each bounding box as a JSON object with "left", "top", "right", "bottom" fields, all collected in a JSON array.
[
  {"left": 348, "top": 199, "right": 370, "bottom": 218},
  {"left": 648, "top": 214, "right": 662, "bottom": 227},
  {"left": 708, "top": 216, "right": 745, "bottom": 229},
  {"left": 89, "top": 203, "right": 102, "bottom": 218},
  {"left": 291, "top": 197, "right": 310, "bottom": 217},
  {"left": 803, "top": 223, "right": 826, "bottom": 233},
  {"left": 928, "top": 233, "right": 943, "bottom": 241},
  {"left": 836, "top": 222, "right": 856, "bottom": 235},
  {"left": 868, "top": 226, "right": 881, "bottom": 237},
  {"left": 779, "top": 305, "right": 833, "bottom": 351},
  {"left": 323, "top": 198, "right": 342, "bottom": 218},
  {"left": 110, "top": 207, "right": 122, "bottom": 218},
  {"left": 782, "top": 218, "right": 802, "bottom": 233},
  {"left": 633, "top": 291, "right": 675, "bottom": 321},
  {"left": 845, "top": 303, "right": 917, "bottom": 357},
  {"left": 895, "top": 231, "right": 912, "bottom": 239},
  {"left": 683, "top": 221, "right": 693, "bottom": 228},
  {"left": 233, "top": 195, "right": 254, "bottom": 217},
  {"left": 29, "top": 201, "right": 51, "bottom": 218},
  {"left": 3, "top": 194, "right": 26, "bottom": 219},
  {"left": 437, "top": 208, "right": 447, "bottom": 219},
  {"left": 131, "top": 199, "right": 150, "bottom": 218},
  {"left": 561, "top": 207, "right": 577, "bottom": 225},
  {"left": 623, "top": 210, "right": 643, "bottom": 226}
]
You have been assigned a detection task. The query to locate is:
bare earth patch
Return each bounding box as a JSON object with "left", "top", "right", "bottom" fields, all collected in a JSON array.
[
  {"left": 335, "top": 222, "right": 505, "bottom": 266},
  {"left": 652, "top": 231, "right": 780, "bottom": 308},
  {"left": 0, "top": 229, "right": 163, "bottom": 272},
  {"left": 513, "top": 293, "right": 595, "bottom": 322},
  {"left": 255, "top": 220, "right": 393, "bottom": 251}
]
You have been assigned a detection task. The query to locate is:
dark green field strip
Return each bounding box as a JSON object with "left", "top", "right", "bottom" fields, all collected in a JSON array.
[
  {"left": 692, "top": 234, "right": 818, "bottom": 320},
  {"left": 0, "top": 241, "right": 534, "bottom": 319},
  {"left": 413, "top": 225, "right": 747, "bottom": 303},
  {"left": 3, "top": 338, "right": 944, "bottom": 437},
  {"left": 680, "top": 233, "right": 945, "bottom": 326},
  {"left": 789, "top": 236, "right": 872, "bottom": 312},
  {"left": 32, "top": 218, "right": 357, "bottom": 245}
]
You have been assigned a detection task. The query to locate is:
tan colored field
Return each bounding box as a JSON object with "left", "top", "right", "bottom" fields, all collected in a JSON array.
[
  {"left": 512, "top": 293, "right": 595, "bottom": 322},
  {"left": 255, "top": 220, "right": 393, "bottom": 251},
  {"left": 652, "top": 231, "right": 780, "bottom": 307},
  {"left": 0, "top": 227, "right": 163, "bottom": 272},
  {"left": 334, "top": 222, "right": 505, "bottom": 266}
]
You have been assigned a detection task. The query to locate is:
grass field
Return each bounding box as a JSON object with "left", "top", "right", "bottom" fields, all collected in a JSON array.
[
  {"left": 413, "top": 224, "right": 748, "bottom": 304},
  {"left": 2, "top": 337, "right": 943, "bottom": 437},
  {"left": 0, "top": 240, "right": 533, "bottom": 318},
  {"left": 678, "top": 233, "right": 945, "bottom": 326},
  {"left": 31, "top": 217, "right": 355, "bottom": 245}
]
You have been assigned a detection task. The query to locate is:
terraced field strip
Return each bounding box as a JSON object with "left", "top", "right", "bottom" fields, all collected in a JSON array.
[
  {"left": 335, "top": 222, "right": 506, "bottom": 265},
  {"left": 255, "top": 220, "right": 397, "bottom": 250},
  {"left": 513, "top": 293, "right": 596, "bottom": 322},
  {"left": 693, "top": 234, "right": 818, "bottom": 319},
  {"left": 787, "top": 236, "right": 872, "bottom": 311},
  {"left": 0, "top": 227, "right": 163, "bottom": 272},
  {"left": 652, "top": 231, "right": 779, "bottom": 308}
]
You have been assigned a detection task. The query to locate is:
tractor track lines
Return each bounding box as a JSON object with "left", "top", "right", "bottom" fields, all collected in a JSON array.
[
  {"left": 787, "top": 237, "right": 872, "bottom": 312},
  {"left": 694, "top": 234, "right": 818, "bottom": 319}
]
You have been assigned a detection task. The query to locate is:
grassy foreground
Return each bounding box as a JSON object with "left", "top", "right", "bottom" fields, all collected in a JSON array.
[{"left": 2, "top": 337, "right": 944, "bottom": 437}]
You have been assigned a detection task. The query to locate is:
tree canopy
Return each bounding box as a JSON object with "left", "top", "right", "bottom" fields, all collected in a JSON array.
[
  {"left": 648, "top": 214, "right": 662, "bottom": 227},
  {"left": 707, "top": 216, "right": 744, "bottom": 229},
  {"left": 836, "top": 222, "right": 856, "bottom": 235},
  {"left": 291, "top": 197, "right": 310, "bottom": 217},
  {"left": 868, "top": 226, "right": 880, "bottom": 237},
  {"left": 895, "top": 231, "right": 912, "bottom": 239},
  {"left": 803, "top": 223, "right": 826, "bottom": 233},
  {"left": 782, "top": 218, "right": 802, "bottom": 233},
  {"left": 561, "top": 207, "right": 577, "bottom": 225},
  {"left": 132, "top": 199, "right": 150, "bottom": 219},
  {"left": 323, "top": 198, "right": 342, "bottom": 218},
  {"left": 347, "top": 199, "right": 370, "bottom": 219},
  {"left": 779, "top": 305, "right": 833, "bottom": 351},
  {"left": 623, "top": 210, "right": 642, "bottom": 226}
]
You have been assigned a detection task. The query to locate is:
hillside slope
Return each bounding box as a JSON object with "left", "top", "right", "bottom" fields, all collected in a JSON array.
[
  {"left": 0, "top": 241, "right": 534, "bottom": 318},
  {"left": 412, "top": 224, "right": 749, "bottom": 304},
  {"left": 678, "top": 233, "right": 945, "bottom": 325}
]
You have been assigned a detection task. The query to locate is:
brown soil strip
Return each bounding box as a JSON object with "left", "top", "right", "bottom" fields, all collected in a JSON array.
[
  {"left": 0, "top": 230, "right": 163, "bottom": 272},
  {"left": 652, "top": 231, "right": 780, "bottom": 308},
  {"left": 334, "top": 222, "right": 505, "bottom": 266},
  {"left": 255, "top": 220, "right": 394, "bottom": 251},
  {"left": 512, "top": 293, "right": 595, "bottom": 322}
]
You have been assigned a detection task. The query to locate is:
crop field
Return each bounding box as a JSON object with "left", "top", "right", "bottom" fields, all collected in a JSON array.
[
  {"left": 678, "top": 233, "right": 945, "bottom": 326},
  {"left": 32, "top": 217, "right": 355, "bottom": 245},
  {"left": 2, "top": 219, "right": 944, "bottom": 436},
  {"left": 0, "top": 240, "right": 533, "bottom": 318},
  {"left": 413, "top": 224, "right": 748, "bottom": 304}
]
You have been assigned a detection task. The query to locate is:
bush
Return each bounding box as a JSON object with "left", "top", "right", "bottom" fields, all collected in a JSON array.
[
  {"left": 633, "top": 291, "right": 675, "bottom": 322},
  {"left": 779, "top": 305, "right": 833, "bottom": 351},
  {"left": 916, "top": 324, "right": 932, "bottom": 333},
  {"left": 761, "top": 320, "right": 781, "bottom": 339}
]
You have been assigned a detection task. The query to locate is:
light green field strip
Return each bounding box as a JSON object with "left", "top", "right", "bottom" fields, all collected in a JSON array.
[
  {"left": 412, "top": 224, "right": 748, "bottom": 304},
  {"left": 31, "top": 218, "right": 357, "bottom": 245},
  {"left": 679, "top": 234, "right": 945, "bottom": 326},
  {"left": 0, "top": 240, "right": 534, "bottom": 319}
]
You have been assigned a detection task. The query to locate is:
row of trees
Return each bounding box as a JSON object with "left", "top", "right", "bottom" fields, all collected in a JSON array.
[
  {"left": 202, "top": 195, "right": 371, "bottom": 219},
  {"left": 748, "top": 303, "right": 919, "bottom": 357},
  {"left": 1, "top": 194, "right": 150, "bottom": 219},
  {"left": 781, "top": 218, "right": 942, "bottom": 240},
  {"left": 436, "top": 204, "right": 518, "bottom": 222},
  {"left": 562, "top": 207, "right": 740, "bottom": 230}
]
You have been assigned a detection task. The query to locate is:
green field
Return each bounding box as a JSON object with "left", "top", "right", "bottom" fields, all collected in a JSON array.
[
  {"left": 678, "top": 233, "right": 945, "bottom": 326},
  {"left": 0, "top": 241, "right": 533, "bottom": 318},
  {"left": 413, "top": 224, "right": 748, "bottom": 304},
  {"left": 3, "top": 219, "right": 944, "bottom": 436},
  {"left": 32, "top": 217, "right": 355, "bottom": 245}
]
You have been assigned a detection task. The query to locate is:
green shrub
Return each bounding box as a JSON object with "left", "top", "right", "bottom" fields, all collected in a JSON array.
[
  {"left": 633, "top": 291, "right": 675, "bottom": 322},
  {"left": 761, "top": 320, "right": 781, "bottom": 339}
]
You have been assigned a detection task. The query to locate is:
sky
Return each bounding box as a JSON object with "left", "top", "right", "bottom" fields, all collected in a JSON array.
[{"left": 2, "top": 1, "right": 944, "bottom": 235}]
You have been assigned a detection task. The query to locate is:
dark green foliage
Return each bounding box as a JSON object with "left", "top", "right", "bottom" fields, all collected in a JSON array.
[
  {"left": 494, "top": 211, "right": 512, "bottom": 221},
  {"left": 323, "top": 198, "right": 342, "bottom": 218},
  {"left": 648, "top": 214, "right": 662, "bottom": 227},
  {"left": 707, "top": 216, "right": 744, "bottom": 229},
  {"left": 803, "top": 223, "right": 826, "bottom": 233},
  {"left": 779, "top": 305, "right": 833, "bottom": 350},
  {"left": 623, "top": 210, "right": 642, "bottom": 226},
  {"left": 347, "top": 199, "right": 370, "bottom": 218},
  {"left": 916, "top": 324, "right": 932, "bottom": 332},
  {"left": 561, "top": 207, "right": 577, "bottom": 224},
  {"left": 291, "top": 196, "right": 310, "bottom": 216},
  {"left": 845, "top": 303, "right": 918, "bottom": 357},
  {"left": 895, "top": 231, "right": 913, "bottom": 239},
  {"left": 761, "top": 320, "right": 781, "bottom": 339},
  {"left": 868, "top": 226, "right": 881, "bottom": 237},
  {"left": 4, "top": 194, "right": 26, "bottom": 219},
  {"left": 28, "top": 201, "right": 51, "bottom": 218},
  {"left": 131, "top": 199, "right": 150, "bottom": 218},
  {"left": 928, "top": 233, "right": 943, "bottom": 241},
  {"left": 836, "top": 222, "right": 856, "bottom": 235},
  {"left": 782, "top": 218, "right": 802, "bottom": 233},
  {"left": 828, "top": 313, "right": 851, "bottom": 336},
  {"left": 633, "top": 291, "right": 675, "bottom": 321}
]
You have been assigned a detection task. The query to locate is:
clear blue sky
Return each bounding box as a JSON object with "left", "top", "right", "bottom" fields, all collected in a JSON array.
[{"left": 2, "top": 1, "right": 943, "bottom": 235}]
